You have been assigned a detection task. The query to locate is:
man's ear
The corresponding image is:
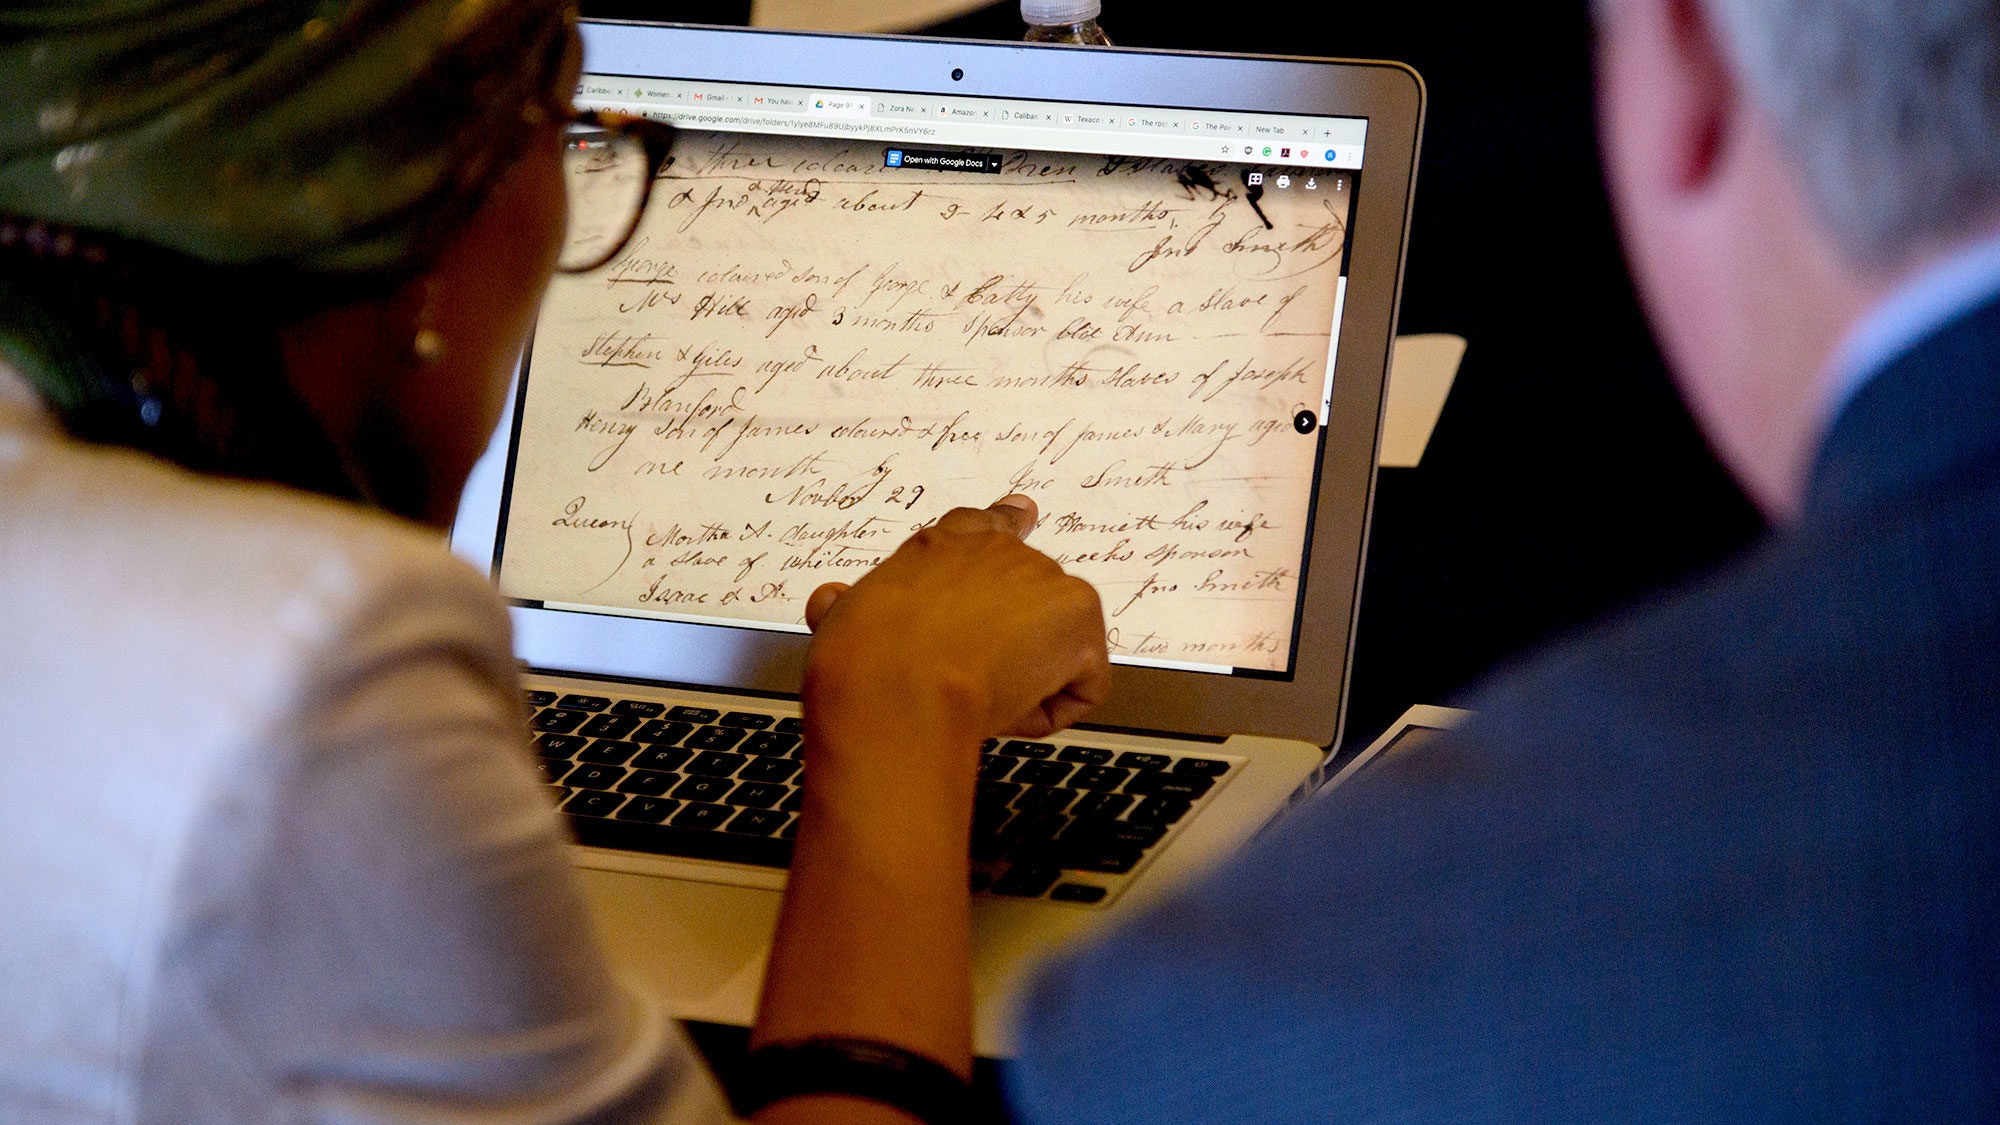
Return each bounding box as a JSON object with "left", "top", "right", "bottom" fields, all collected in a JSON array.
[
  {"left": 1599, "top": 0, "right": 1738, "bottom": 196},
  {"left": 1661, "top": 0, "right": 1735, "bottom": 192}
]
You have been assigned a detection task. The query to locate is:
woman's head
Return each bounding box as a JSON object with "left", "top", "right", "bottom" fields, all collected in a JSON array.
[{"left": 0, "top": 0, "right": 582, "bottom": 523}]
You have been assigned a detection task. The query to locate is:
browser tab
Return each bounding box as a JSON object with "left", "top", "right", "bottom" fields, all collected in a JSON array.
[
  {"left": 808, "top": 93, "right": 871, "bottom": 117},
  {"left": 999, "top": 107, "right": 1060, "bottom": 126},
  {"left": 876, "top": 97, "right": 930, "bottom": 119}
]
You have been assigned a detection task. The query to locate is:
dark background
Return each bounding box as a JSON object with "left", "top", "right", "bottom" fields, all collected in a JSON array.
[{"left": 575, "top": 0, "right": 1764, "bottom": 747}]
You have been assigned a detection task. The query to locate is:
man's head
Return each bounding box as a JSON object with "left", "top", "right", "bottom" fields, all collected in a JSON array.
[{"left": 1594, "top": 0, "right": 2000, "bottom": 516}]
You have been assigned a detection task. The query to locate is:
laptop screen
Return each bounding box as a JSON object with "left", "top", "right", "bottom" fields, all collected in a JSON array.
[{"left": 489, "top": 72, "right": 1371, "bottom": 679}]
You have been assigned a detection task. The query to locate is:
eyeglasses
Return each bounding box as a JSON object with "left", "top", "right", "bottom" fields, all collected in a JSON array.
[{"left": 557, "top": 109, "right": 677, "bottom": 273}]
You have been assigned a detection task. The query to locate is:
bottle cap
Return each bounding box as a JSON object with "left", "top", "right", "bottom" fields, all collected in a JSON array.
[{"left": 1021, "top": 0, "right": 1101, "bottom": 25}]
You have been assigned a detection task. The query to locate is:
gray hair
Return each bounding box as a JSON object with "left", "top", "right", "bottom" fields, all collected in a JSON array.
[{"left": 1696, "top": 0, "right": 2000, "bottom": 261}]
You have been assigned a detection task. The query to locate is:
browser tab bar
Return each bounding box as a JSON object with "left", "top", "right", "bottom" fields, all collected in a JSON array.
[{"left": 579, "top": 77, "right": 1369, "bottom": 172}]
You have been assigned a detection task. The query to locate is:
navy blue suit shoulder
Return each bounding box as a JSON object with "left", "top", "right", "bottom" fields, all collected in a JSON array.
[{"left": 1007, "top": 295, "right": 2000, "bottom": 1124}]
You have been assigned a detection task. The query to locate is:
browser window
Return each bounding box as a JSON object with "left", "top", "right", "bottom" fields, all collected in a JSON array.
[{"left": 492, "top": 76, "right": 1369, "bottom": 677}]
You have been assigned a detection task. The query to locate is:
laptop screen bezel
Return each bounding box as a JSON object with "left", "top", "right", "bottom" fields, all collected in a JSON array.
[{"left": 451, "top": 22, "right": 1424, "bottom": 750}]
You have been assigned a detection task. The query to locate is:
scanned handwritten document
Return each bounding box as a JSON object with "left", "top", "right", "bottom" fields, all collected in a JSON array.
[{"left": 500, "top": 132, "right": 1350, "bottom": 672}]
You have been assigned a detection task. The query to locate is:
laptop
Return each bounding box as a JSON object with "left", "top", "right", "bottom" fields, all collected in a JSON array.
[{"left": 451, "top": 21, "right": 1423, "bottom": 1055}]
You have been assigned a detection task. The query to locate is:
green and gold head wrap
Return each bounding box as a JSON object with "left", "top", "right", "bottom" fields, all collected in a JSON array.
[
  {"left": 0, "top": 0, "right": 576, "bottom": 275},
  {"left": 0, "top": 0, "right": 577, "bottom": 510}
]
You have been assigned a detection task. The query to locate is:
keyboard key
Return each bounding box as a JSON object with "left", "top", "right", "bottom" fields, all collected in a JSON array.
[
  {"left": 1001, "top": 740, "right": 1056, "bottom": 759},
  {"left": 615, "top": 797, "right": 677, "bottom": 823},
  {"left": 969, "top": 870, "right": 995, "bottom": 894},
  {"left": 564, "top": 764, "right": 627, "bottom": 791},
  {"left": 617, "top": 769, "right": 678, "bottom": 797},
  {"left": 1050, "top": 883, "right": 1108, "bottom": 904},
  {"left": 530, "top": 708, "right": 589, "bottom": 733},
  {"left": 1015, "top": 787, "right": 1077, "bottom": 815},
  {"left": 523, "top": 689, "right": 559, "bottom": 707},
  {"left": 564, "top": 815, "right": 794, "bottom": 867},
  {"left": 978, "top": 755, "right": 1021, "bottom": 781},
  {"left": 669, "top": 802, "right": 733, "bottom": 831},
  {"left": 739, "top": 757, "right": 802, "bottom": 783},
  {"left": 1115, "top": 752, "right": 1171, "bottom": 771},
  {"left": 578, "top": 713, "right": 640, "bottom": 740},
  {"left": 534, "top": 759, "right": 574, "bottom": 785},
  {"left": 981, "top": 738, "right": 1000, "bottom": 753},
  {"left": 971, "top": 811, "right": 1013, "bottom": 861},
  {"left": 686, "top": 751, "right": 748, "bottom": 777},
  {"left": 1124, "top": 772, "right": 1214, "bottom": 799},
  {"left": 579, "top": 739, "right": 642, "bottom": 765},
  {"left": 777, "top": 816, "right": 799, "bottom": 840},
  {"left": 727, "top": 808, "right": 789, "bottom": 835},
  {"left": 718, "top": 711, "right": 775, "bottom": 729},
  {"left": 1061, "top": 846, "right": 1144, "bottom": 874},
  {"left": 1172, "top": 757, "right": 1232, "bottom": 777},
  {"left": 666, "top": 705, "right": 720, "bottom": 723},
  {"left": 726, "top": 781, "right": 787, "bottom": 808},
  {"left": 742, "top": 731, "right": 800, "bottom": 756},
  {"left": 1057, "top": 822, "right": 1160, "bottom": 872},
  {"left": 534, "top": 733, "right": 587, "bottom": 759},
  {"left": 1088, "top": 821, "right": 1168, "bottom": 850},
  {"left": 1127, "top": 796, "right": 1194, "bottom": 826},
  {"left": 633, "top": 720, "right": 694, "bottom": 745},
  {"left": 610, "top": 699, "right": 666, "bottom": 718},
  {"left": 977, "top": 781, "right": 1024, "bottom": 809},
  {"left": 780, "top": 789, "right": 804, "bottom": 812},
  {"left": 684, "top": 726, "right": 747, "bottom": 751},
  {"left": 1012, "top": 760, "right": 1074, "bottom": 786},
  {"left": 1058, "top": 745, "right": 1114, "bottom": 765},
  {"left": 1066, "top": 765, "right": 1130, "bottom": 791},
  {"left": 775, "top": 717, "right": 804, "bottom": 734},
  {"left": 562, "top": 789, "right": 625, "bottom": 817},
  {"left": 672, "top": 775, "right": 735, "bottom": 803},
  {"left": 631, "top": 745, "right": 693, "bottom": 772},
  {"left": 1070, "top": 792, "right": 1135, "bottom": 820},
  {"left": 557, "top": 694, "right": 612, "bottom": 712},
  {"left": 1001, "top": 812, "right": 1068, "bottom": 856},
  {"left": 992, "top": 861, "right": 1061, "bottom": 897}
]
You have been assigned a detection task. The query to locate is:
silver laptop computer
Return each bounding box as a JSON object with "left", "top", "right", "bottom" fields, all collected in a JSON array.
[{"left": 452, "top": 21, "right": 1422, "bottom": 1055}]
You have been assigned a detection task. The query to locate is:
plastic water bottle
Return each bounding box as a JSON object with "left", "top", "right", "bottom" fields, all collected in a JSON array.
[{"left": 1022, "top": 0, "right": 1112, "bottom": 44}]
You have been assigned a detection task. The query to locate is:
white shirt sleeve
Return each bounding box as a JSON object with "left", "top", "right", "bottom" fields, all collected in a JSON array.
[{"left": 129, "top": 536, "right": 734, "bottom": 1125}]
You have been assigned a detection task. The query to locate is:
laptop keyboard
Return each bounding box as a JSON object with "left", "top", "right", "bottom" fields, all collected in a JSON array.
[{"left": 525, "top": 688, "right": 1241, "bottom": 906}]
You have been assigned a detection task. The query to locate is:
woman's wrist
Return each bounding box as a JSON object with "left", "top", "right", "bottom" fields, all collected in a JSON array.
[{"left": 801, "top": 651, "right": 987, "bottom": 789}]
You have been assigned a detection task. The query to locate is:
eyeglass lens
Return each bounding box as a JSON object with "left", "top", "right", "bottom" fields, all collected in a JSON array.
[{"left": 559, "top": 124, "right": 651, "bottom": 272}]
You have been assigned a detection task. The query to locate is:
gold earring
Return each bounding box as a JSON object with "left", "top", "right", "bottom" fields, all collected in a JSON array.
[{"left": 412, "top": 278, "right": 446, "bottom": 365}]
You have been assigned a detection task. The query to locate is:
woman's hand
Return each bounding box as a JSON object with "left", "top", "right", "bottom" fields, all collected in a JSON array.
[
  {"left": 800, "top": 494, "right": 1110, "bottom": 747},
  {"left": 749, "top": 495, "right": 1109, "bottom": 1094}
]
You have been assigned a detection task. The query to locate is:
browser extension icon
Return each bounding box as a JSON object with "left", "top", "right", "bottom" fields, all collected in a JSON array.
[{"left": 885, "top": 149, "right": 904, "bottom": 167}]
